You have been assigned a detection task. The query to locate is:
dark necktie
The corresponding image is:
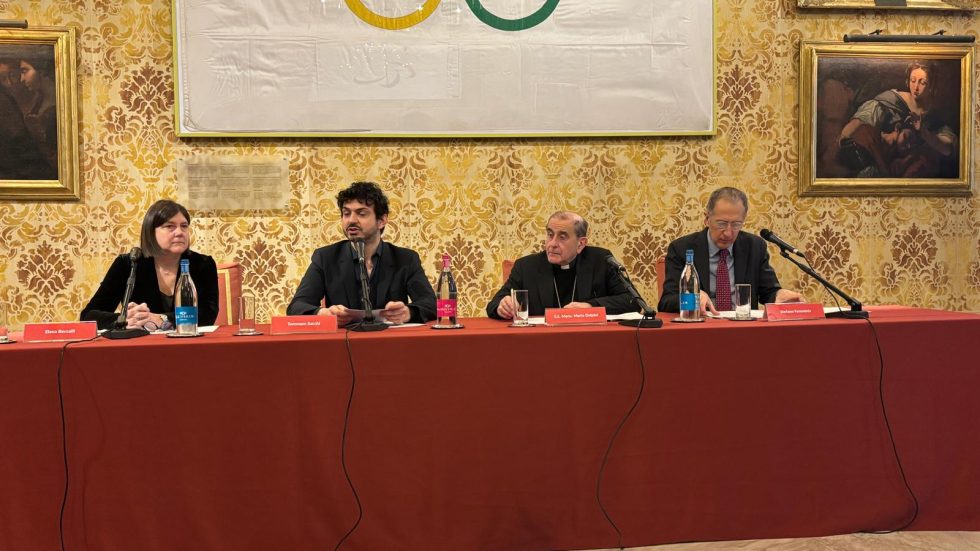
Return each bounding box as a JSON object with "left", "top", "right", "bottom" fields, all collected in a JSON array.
[{"left": 716, "top": 248, "right": 732, "bottom": 311}]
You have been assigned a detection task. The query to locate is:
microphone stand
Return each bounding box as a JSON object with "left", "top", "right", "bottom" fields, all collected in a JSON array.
[
  {"left": 779, "top": 250, "right": 869, "bottom": 319},
  {"left": 350, "top": 249, "right": 388, "bottom": 333},
  {"left": 612, "top": 266, "right": 663, "bottom": 329},
  {"left": 105, "top": 252, "right": 150, "bottom": 339}
]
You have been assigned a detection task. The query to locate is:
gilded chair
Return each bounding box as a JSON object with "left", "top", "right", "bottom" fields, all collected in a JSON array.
[
  {"left": 656, "top": 257, "right": 666, "bottom": 298},
  {"left": 502, "top": 259, "right": 515, "bottom": 282},
  {"left": 215, "top": 261, "right": 242, "bottom": 325}
]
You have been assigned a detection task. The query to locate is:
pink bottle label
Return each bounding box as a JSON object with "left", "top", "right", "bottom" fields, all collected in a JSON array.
[{"left": 437, "top": 299, "right": 457, "bottom": 317}]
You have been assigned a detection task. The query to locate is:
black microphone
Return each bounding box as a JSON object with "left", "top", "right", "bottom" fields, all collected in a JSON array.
[
  {"left": 104, "top": 247, "right": 150, "bottom": 339},
  {"left": 351, "top": 238, "right": 366, "bottom": 263},
  {"left": 760, "top": 229, "right": 805, "bottom": 258},
  {"left": 606, "top": 255, "right": 632, "bottom": 278},
  {"left": 349, "top": 238, "right": 386, "bottom": 332},
  {"left": 115, "top": 247, "right": 142, "bottom": 328},
  {"left": 606, "top": 255, "right": 662, "bottom": 329},
  {"left": 350, "top": 239, "right": 370, "bottom": 315},
  {"left": 760, "top": 232, "right": 869, "bottom": 319}
]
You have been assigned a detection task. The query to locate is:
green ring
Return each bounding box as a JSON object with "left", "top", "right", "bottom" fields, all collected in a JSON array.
[{"left": 464, "top": 0, "right": 560, "bottom": 32}]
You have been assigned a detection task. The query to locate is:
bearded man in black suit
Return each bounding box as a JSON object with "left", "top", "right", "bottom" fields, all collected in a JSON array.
[{"left": 288, "top": 181, "right": 436, "bottom": 325}]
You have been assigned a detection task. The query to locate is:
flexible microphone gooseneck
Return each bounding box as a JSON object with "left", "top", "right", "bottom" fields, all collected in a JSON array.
[
  {"left": 349, "top": 239, "right": 387, "bottom": 332},
  {"left": 759, "top": 229, "right": 804, "bottom": 258},
  {"left": 759, "top": 229, "right": 868, "bottom": 319},
  {"left": 104, "top": 248, "right": 150, "bottom": 340},
  {"left": 115, "top": 247, "right": 142, "bottom": 328},
  {"left": 606, "top": 256, "right": 663, "bottom": 328}
]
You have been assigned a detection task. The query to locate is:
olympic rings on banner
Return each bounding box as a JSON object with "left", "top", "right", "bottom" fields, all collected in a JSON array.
[
  {"left": 465, "top": 0, "right": 560, "bottom": 31},
  {"left": 345, "top": 0, "right": 560, "bottom": 31},
  {"left": 345, "top": 0, "right": 441, "bottom": 30}
]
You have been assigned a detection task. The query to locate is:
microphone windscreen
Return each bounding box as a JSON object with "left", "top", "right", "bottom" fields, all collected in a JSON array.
[
  {"left": 606, "top": 255, "right": 626, "bottom": 271},
  {"left": 128, "top": 247, "right": 142, "bottom": 261},
  {"left": 351, "top": 238, "right": 366, "bottom": 259},
  {"left": 759, "top": 228, "right": 773, "bottom": 240}
]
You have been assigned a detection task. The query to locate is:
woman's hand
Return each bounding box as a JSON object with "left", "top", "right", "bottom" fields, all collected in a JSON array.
[{"left": 125, "top": 302, "right": 156, "bottom": 329}]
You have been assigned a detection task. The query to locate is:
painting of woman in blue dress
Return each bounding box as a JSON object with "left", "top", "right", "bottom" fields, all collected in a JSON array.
[{"left": 816, "top": 58, "right": 961, "bottom": 179}]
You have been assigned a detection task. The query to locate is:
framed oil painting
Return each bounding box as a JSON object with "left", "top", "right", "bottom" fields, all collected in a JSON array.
[
  {"left": 0, "top": 26, "right": 79, "bottom": 201},
  {"left": 799, "top": 41, "right": 973, "bottom": 196},
  {"left": 798, "top": 0, "right": 977, "bottom": 10}
]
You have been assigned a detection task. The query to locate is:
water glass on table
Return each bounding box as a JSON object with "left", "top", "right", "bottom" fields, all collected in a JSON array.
[
  {"left": 0, "top": 304, "right": 8, "bottom": 342},
  {"left": 510, "top": 289, "right": 531, "bottom": 327},
  {"left": 735, "top": 284, "right": 752, "bottom": 320},
  {"left": 234, "top": 295, "right": 261, "bottom": 336}
]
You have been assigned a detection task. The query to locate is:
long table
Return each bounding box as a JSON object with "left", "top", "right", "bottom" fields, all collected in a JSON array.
[{"left": 2, "top": 307, "right": 978, "bottom": 551}]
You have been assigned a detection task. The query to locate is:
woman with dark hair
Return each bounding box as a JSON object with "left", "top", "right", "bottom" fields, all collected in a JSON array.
[
  {"left": 838, "top": 61, "right": 957, "bottom": 178},
  {"left": 81, "top": 200, "right": 219, "bottom": 330}
]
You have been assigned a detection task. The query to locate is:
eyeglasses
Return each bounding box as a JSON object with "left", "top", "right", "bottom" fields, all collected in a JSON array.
[{"left": 710, "top": 220, "right": 744, "bottom": 231}]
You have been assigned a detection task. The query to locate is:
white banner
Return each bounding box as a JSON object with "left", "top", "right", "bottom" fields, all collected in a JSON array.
[{"left": 173, "top": 0, "right": 715, "bottom": 136}]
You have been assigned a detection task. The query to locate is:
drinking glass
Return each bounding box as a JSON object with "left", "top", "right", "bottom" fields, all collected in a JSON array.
[
  {"left": 510, "top": 289, "right": 530, "bottom": 327},
  {"left": 735, "top": 284, "right": 752, "bottom": 320},
  {"left": 235, "top": 295, "right": 260, "bottom": 336},
  {"left": 0, "top": 304, "right": 8, "bottom": 342}
]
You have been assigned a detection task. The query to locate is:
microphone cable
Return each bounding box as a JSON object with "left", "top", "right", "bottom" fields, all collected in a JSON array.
[
  {"left": 56, "top": 332, "right": 105, "bottom": 551},
  {"left": 53, "top": 327, "right": 372, "bottom": 551},
  {"left": 595, "top": 322, "right": 646, "bottom": 549},
  {"left": 858, "top": 316, "right": 920, "bottom": 533},
  {"left": 799, "top": 253, "right": 918, "bottom": 531},
  {"left": 334, "top": 327, "right": 363, "bottom": 551}
]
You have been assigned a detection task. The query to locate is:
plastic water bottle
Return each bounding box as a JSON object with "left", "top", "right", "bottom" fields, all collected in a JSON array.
[
  {"left": 174, "top": 259, "right": 198, "bottom": 335},
  {"left": 434, "top": 253, "right": 459, "bottom": 328},
  {"left": 678, "top": 249, "right": 702, "bottom": 322}
]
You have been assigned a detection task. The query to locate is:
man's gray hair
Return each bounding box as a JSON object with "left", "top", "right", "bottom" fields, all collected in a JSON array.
[
  {"left": 548, "top": 211, "right": 589, "bottom": 238},
  {"left": 706, "top": 187, "right": 749, "bottom": 216}
]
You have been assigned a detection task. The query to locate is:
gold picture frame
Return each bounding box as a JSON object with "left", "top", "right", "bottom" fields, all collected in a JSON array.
[
  {"left": 0, "top": 26, "right": 79, "bottom": 201},
  {"left": 799, "top": 41, "right": 973, "bottom": 197},
  {"left": 798, "top": 0, "right": 977, "bottom": 10}
]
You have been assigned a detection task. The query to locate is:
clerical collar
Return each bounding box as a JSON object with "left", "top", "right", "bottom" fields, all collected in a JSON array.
[
  {"left": 551, "top": 256, "right": 579, "bottom": 272},
  {"left": 552, "top": 256, "right": 578, "bottom": 306}
]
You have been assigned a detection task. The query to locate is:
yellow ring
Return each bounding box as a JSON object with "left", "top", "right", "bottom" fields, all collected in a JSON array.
[{"left": 345, "top": 0, "right": 442, "bottom": 30}]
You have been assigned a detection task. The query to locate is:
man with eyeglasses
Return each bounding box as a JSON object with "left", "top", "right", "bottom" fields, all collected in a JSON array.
[{"left": 657, "top": 187, "right": 802, "bottom": 315}]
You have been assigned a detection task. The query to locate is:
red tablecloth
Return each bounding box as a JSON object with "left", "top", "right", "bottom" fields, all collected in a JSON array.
[{"left": 2, "top": 307, "right": 978, "bottom": 551}]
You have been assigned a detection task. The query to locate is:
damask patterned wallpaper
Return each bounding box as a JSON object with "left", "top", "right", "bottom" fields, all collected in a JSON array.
[{"left": 0, "top": 0, "right": 978, "bottom": 326}]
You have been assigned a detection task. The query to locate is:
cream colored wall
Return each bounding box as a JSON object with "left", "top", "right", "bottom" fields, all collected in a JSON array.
[{"left": 0, "top": 0, "right": 977, "bottom": 325}]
